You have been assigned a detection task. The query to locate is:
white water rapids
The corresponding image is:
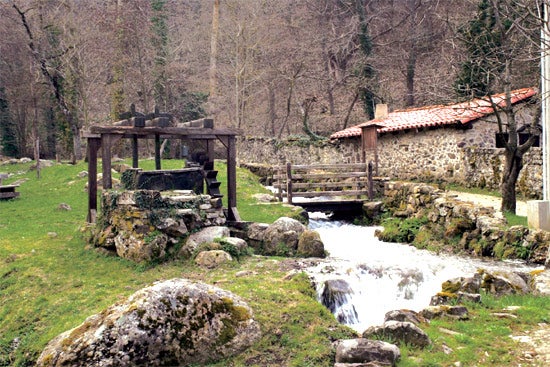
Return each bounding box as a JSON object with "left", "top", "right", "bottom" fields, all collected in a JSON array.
[{"left": 306, "top": 217, "right": 543, "bottom": 333}]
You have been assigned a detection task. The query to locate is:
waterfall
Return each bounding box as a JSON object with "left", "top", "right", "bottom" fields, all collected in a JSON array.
[{"left": 306, "top": 218, "right": 542, "bottom": 333}]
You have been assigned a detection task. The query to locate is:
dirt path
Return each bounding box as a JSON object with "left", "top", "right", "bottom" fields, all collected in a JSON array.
[
  {"left": 511, "top": 323, "right": 550, "bottom": 366},
  {"left": 447, "top": 191, "right": 528, "bottom": 217}
]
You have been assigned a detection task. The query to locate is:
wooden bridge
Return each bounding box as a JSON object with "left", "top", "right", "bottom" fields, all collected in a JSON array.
[{"left": 273, "top": 162, "right": 374, "bottom": 214}]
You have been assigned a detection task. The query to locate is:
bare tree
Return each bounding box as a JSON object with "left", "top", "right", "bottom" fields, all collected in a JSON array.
[
  {"left": 456, "top": 0, "right": 543, "bottom": 213},
  {"left": 12, "top": 1, "right": 83, "bottom": 161}
]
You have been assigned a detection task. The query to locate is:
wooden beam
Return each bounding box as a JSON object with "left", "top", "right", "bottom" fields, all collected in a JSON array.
[
  {"left": 226, "top": 135, "right": 239, "bottom": 220},
  {"left": 286, "top": 162, "right": 293, "bottom": 204},
  {"left": 89, "top": 126, "right": 238, "bottom": 137},
  {"left": 155, "top": 134, "right": 161, "bottom": 170},
  {"left": 87, "top": 137, "right": 101, "bottom": 223},
  {"left": 177, "top": 118, "right": 214, "bottom": 128},
  {"left": 101, "top": 134, "right": 112, "bottom": 190},
  {"left": 276, "top": 163, "right": 367, "bottom": 171},
  {"left": 132, "top": 135, "right": 139, "bottom": 168},
  {"left": 286, "top": 190, "right": 369, "bottom": 198},
  {"left": 206, "top": 139, "right": 215, "bottom": 162}
]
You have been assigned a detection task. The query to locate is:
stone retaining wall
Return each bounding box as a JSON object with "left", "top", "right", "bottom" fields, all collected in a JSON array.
[
  {"left": 379, "top": 181, "right": 549, "bottom": 266},
  {"left": 91, "top": 190, "right": 225, "bottom": 262},
  {"left": 237, "top": 132, "right": 543, "bottom": 199}
]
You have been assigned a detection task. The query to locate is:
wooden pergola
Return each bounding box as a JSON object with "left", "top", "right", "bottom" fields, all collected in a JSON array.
[{"left": 83, "top": 121, "right": 240, "bottom": 223}]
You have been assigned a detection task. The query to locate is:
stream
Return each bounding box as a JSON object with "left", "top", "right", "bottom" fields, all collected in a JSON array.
[{"left": 305, "top": 217, "right": 543, "bottom": 333}]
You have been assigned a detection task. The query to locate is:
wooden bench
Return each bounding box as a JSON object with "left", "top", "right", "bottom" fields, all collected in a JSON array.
[{"left": 0, "top": 173, "right": 19, "bottom": 200}]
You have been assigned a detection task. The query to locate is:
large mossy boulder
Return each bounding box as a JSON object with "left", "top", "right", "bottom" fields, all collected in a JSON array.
[
  {"left": 296, "top": 229, "right": 325, "bottom": 258},
  {"left": 195, "top": 250, "right": 233, "bottom": 268},
  {"left": 262, "top": 217, "right": 306, "bottom": 256},
  {"left": 36, "top": 279, "right": 260, "bottom": 367},
  {"left": 178, "top": 226, "right": 231, "bottom": 259}
]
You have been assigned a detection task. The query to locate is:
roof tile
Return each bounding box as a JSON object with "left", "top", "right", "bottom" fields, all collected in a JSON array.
[{"left": 330, "top": 87, "right": 537, "bottom": 139}]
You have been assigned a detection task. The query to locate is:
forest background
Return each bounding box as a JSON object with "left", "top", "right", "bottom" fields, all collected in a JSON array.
[{"left": 0, "top": 0, "right": 541, "bottom": 161}]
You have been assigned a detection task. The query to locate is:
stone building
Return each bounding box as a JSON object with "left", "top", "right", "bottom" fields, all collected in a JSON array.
[{"left": 329, "top": 87, "right": 542, "bottom": 198}]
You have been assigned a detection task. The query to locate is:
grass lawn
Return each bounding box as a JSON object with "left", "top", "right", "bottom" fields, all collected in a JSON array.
[{"left": 0, "top": 159, "right": 548, "bottom": 366}]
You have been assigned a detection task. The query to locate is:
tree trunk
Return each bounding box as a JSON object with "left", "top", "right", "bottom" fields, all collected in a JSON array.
[
  {"left": 209, "top": 0, "right": 220, "bottom": 97},
  {"left": 268, "top": 83, "right": 277, "bottom": 136},
  {"left": 405, "top": 50, "right": 417, "bottom": 107},
  {"left": 72, "top": 124, "right": 82, "bottom": 163},
  {"left": 500, "top": 149, "right": 523, "bottom": 214}
]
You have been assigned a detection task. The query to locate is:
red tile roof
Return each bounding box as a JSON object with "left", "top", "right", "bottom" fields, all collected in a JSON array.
[{"left": 330, "top": 87, "right": 537, "bottom": 139}]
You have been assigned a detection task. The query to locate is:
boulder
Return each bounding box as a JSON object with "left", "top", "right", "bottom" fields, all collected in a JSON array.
[
  {"left": 430, "top": 292, "right": 458, "bottom": 306},
  {"left": 114, "top": 232, "right": 168, "bottom": 263},
  {"left": 246, "top": 222, "right": 269, "bottom": 251},
  {"left": 480, "top": 270, "right": 530, "bottom": 295},
  {"left": 457, "top": 292, "right": 482, "bottom": 304},
  {"left": 441, "top": 274, "right": 481, "bottom": 294},
  {"left": 321, "top": 279, "right": 358, "bottom": 324},
  {"left": 218, "top": 237, "right": 249, "bottom": 259},
  {"left": 195, "top": 250, "right": 233, "bottom": 268},
  {"left": 296, "top": 230, "right": 325, "bottom": 258},
  {"left": 362, "top": 321, "right": 431, "bottom": 349},
  {"left": 363, "top": 201, "right": 384, "bottom": 219},
  {"left": 262, "top": 217, "right": 306, "bottom": 256},
  {"left": 335, "top": 339, "right": 401, "bottom": 366},
  {"left": 155, "top": 218, "right": 188, "bottom": 237},
  {"left": 530, "top": 269, "right": 550, "bottom": 296},
  {"left": 421, "top": 305, "right": 469, "bottom": 320},
  {"left": 384, "top": 309, "right": 428, "bottom": 326},
  {"left": 179, "top": 226, "right": 231, "bottom": 259},
  {"left": 36, "top": 279, "right": 261, "bottom": 367}
]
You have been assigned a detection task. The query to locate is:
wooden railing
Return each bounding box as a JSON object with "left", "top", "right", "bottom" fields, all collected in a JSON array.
[{"left": 273, "top": 163, "right": 373, "bottom": 204}]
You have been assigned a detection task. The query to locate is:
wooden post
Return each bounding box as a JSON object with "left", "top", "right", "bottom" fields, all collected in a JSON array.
[
  {"left": 206, "top": 139, "right": 215, "bottom": 163},
  {"left": 361, "top": 123, "right": 381, "bottom": 176},
  {"left": 368, "top": 161, "right": 374, "bottom": 200},
  {"left": 132, "top": 135, "right": 139, "bottom": 168},
  {"left": 155, "top": 134, "right": 161, "bottom": 170},
  {"left": 101, "top": 134, "right": 112, "bottom": 189},
  {"left": 226, "top": 135, "right": 240, "bottom": 221},
  {"left": 88, "top": 137, "right": 101, "bottom": 222},
  {"left": 277, "top": 165, "right": 283, "bottom": 202},
  {"left": 286, "top": 162, "right": 293, "bottom": 204}
]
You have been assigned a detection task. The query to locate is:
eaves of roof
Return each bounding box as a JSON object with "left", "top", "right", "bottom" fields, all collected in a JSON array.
[{"left": 330, "top": 87, "right": 537, "bottom": 140}]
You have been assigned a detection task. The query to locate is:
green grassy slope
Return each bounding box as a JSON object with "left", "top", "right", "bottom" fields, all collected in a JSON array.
[
  {"left": 0, "top": 160, "right": 548, "bottom": 366},
  {"left": 0, "top": 160, "right": 353, "bottom": 366}
]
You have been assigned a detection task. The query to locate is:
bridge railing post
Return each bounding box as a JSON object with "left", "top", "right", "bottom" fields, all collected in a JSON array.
[
  {"left": 368, "top": 161, "right": 374, "bottom": 200},
  {"left": 286, "top": 162, "right": 293, "bottom": 204}
]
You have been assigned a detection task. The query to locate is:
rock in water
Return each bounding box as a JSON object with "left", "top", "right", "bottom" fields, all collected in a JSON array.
[
  {"left": 297, "top": 230, "right": 325, "bottom": 258},
  {"left": 321, "top": 279, "right": 358, "bottom": 324},
  {"left": 36, "top": 279, "right": 261, "bottom": 367}
]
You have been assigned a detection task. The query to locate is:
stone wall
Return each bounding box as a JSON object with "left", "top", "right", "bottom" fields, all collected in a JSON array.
[
  {"left": 238, "top": 106, "right": 542, "bottom": 199},
  {"left": 91, "top": 190, "right": 225, "bottom": 262},
  {"left": 379, "top": 181, "right": 549, "bottom": 266},
  {"left": 237, "top": 137, "right": 350, "bottom": 166}
]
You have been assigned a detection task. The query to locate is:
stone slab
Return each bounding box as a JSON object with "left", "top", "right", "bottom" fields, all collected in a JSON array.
[{"left": 527, "top": 200, "right": 550, "bottom": 231}]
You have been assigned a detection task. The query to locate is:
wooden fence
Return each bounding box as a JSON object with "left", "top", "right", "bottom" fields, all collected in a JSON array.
[{"left": 273, "top": 162, "right": 373, "bottom": 204}]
